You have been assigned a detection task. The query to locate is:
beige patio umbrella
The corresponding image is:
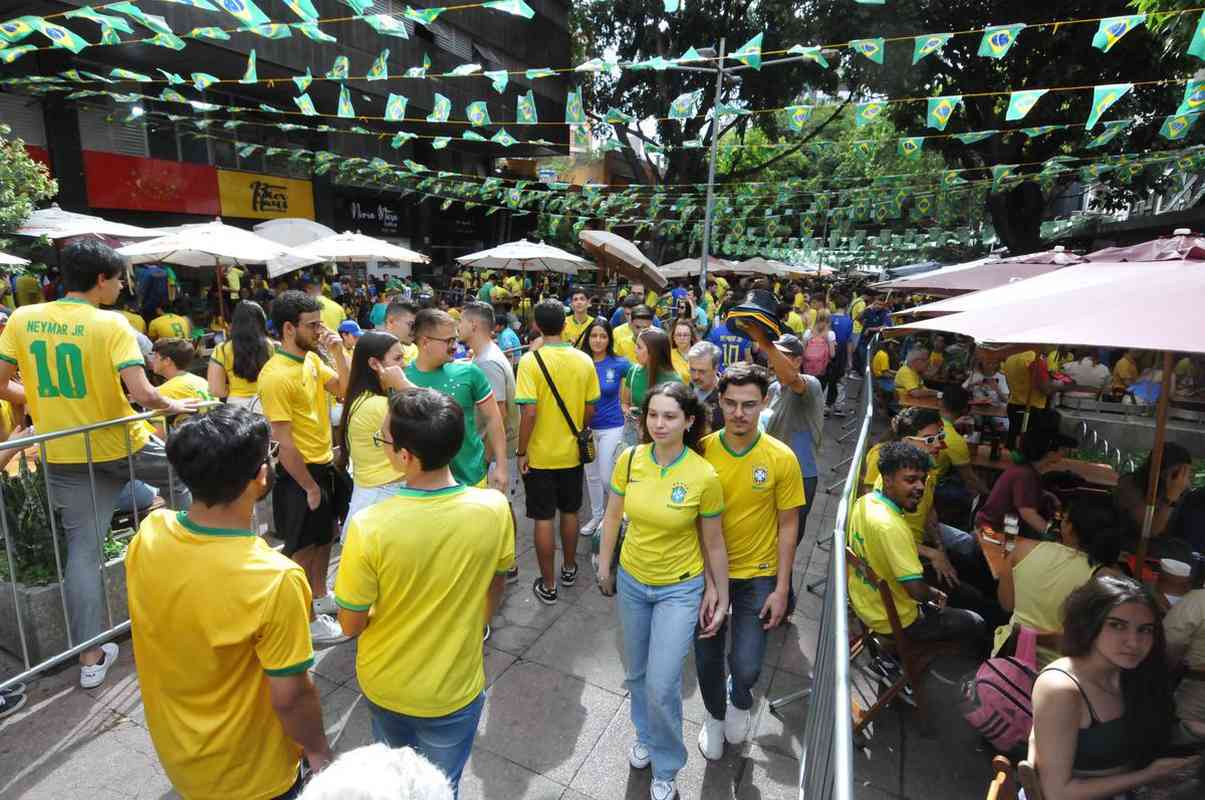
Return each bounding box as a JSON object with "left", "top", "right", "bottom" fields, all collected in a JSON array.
[
  {"left": 294, "top": 231, "right": 429, "bottom": 264},
  {"left": 578, "top": 229, "right": 667, "bottom": 290}
]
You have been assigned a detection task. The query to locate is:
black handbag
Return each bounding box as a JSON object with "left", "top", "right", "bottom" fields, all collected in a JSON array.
[{"left": 532, "top": 350, "right": 596, "bottom": 464}]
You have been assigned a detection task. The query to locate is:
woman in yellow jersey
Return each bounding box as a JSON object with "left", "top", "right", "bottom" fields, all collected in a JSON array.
[
  {"left": 207, "top": 301, "right": 272, "bottom": 409},
  {"left": 596, "top": 383, "right": 729, "bottom": 800},
  {"left": 337, "top": 332, "right": 408, "bottom": 533},
  {"left": 669, "top": 317, "right": 696, "bottom": 383}
]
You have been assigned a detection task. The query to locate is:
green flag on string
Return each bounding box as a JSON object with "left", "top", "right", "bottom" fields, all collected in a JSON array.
[
  {"left": 106, "top": 2, "right": 172, "bottom": 34},
  {"left": 1190, "top": 12, "right": 1205, "bottom": 60},
  {"left": 912, "top": 33, "right": 952, "bottom": 64},
  {"left": 160, "top": 88, "right": 188, "bottom": 103},
  {"left": 148, "top": 31, "right": 186, "bottom": 49},
  {"left": 35, "top": 19, "right": 90, "bottom": 53},
  {"left": 0, "top": 17, "right": 40, "bottom": 44},
  {"left": 293, "top": 68, "right": 313, "bottom": 92},
  {"left": 209, "top": 0, "right": 270, "bottom": 27},
  {"left": 188, "top": 26, "right": 231, "bottom": 40},
  {"left": 158, "top": 69, "right": 185, "bottom": 84},
  {"left": 606, "top": 108, "right": 634, "bottom": 125},
  {"left": 391, "top": 131, "right": 416, "bottom": 149},
  {"left": 785, "top": 105, "right": 811, "bottom": 131},
  {"left": 670, "top": 89, "right": 702, "bottom": 120},
  {"left": 492, "top": 129, "right": 518, "bottom": 146},
  {"left": 992, "top": 164, "right": 1017, "bottom": 183},
  {"left": 432, "top": 137, "right": 451, "bottom": 150},
  {"left": 483, "top": 0, "right": 535, "bottom": 19},
  {"left": 898, "top": 137, "right": 924, "bottom": 160},
  {"left": 64, "top": 8, "right": 134, "bottom": 34},
  {"left": 463, "top": 130, "right": 487, "bottom": 142},
  {"left": 1005, "top": 89, "right": 1046, "bottom": 121},
  {"left": 240, "top": 50, "right": 257, "bottom": 84},
  {"left": 1020, "top": 125, "right": 1067, "bottom": 139},
  {"left": 978, "top": 23, "right": 1025, "bottom": 59},
  {"left": 280, "top": 0, "right": 318, "bottom": 20},
  {"left": 248, "top": 23, "right": 291, "bottom": 39},
  {"left": 1092, "top": 15, "right": 1145, "bottom": 52},
  {"left": 327, "top": 55, "right": 349, "bottom": 80},
  {"left": 941, "top": 170, "right": 967, "bottom": 186},
  {"left": 854, "top": 101, "right": 886, "bottom": 127},
  {"left": 110, "top": 68, "right": 152, "bottom": 82},
  {"left": 525, "top": 68, "right": 556, "bottom": 79},
  {"left": 427, "top": 93, "right": 451, "bottom": 122},
  {"left": 926, "top": 95, "right": 961, "bottom": 131},
  {"left": 484, "top": 69, "right": 508, "bottom": 93},
  {"left": 787, "top": 45, "right": 829, "bottom": 68},
  {"left": 405, "top": 6, "right": 446, "bottom": 25},
  {"left": 192, "top": 72, "right": 218, "bottom": 91},
  {"left": 362, "top": 14, "right": 409, "bottom": 38},
  {"left": 1085, "top": 119, "right": 1131, "bottom": 148},
  {"left": 368, "top": 49, "right": 390, "bottom": 80},
  {"left": 953, "top": 130, "right": 996, "bottom": 145},
  {"left": 337, "top": 85, "right": 355, "bottom": 118},
  {"left": 733, "top": 33, "right": 763, "bottom": 69},
  {"left": 517, "top": 90, "right": 538, "bottom": 123},
  {"left": 293, "top": 93, "right": 317, "bottom": 116},
  {"left": 1159, "top": 112, "right": 1200, "bottom": 141},
  {"left": 296, "top": 22, "right": 336, "bottom": 42},
  {"left": 849, "top": 38, "right": 884, "bottom": 64},
  {"left": 566, "top": 87, "right": 585, "bottom": 124},
  {"left": 448, "top": 63, "right": 481, "bottom": 76},
  {"left": 385, "top": 93, "right": 408, "bottom": 120},
  {"left": 466, "top": 101, "right": 491, "bottom": 126},
  {"left": 1177, "top": 79, "right": 1205, "bottom": 116},
  {"left": 1086, "top": 83, "right": 1132, "bottom": 129},
  {"left": 851, "top": 141, "right": 876, "bottom": 160},
  {"left": 405, "top": 54, "right": 431, "bottom": 78},
  {"left": 714, "top": 102, "right": 749, "bottom": 116}
]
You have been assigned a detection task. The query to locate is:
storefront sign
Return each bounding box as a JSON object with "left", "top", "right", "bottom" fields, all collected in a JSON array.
[
  {"left": 331, "top": 188, "right": 406, "bottom": 236},
  {"left": 217, "top": 169, "right": 314, "bottom": 220},
  {"left": 84, "top": 150, "right": 219, "bottom": 214},
  {"left": 347, "top": 199, "right": 401, "bottom": 233}
]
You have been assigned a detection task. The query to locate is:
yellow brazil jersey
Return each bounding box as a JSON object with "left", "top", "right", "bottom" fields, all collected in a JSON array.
[
  {"left": 929, "top": 352, "right": 944, "bottom": 372},
  {"left": 148, "top": 313, "right": 191, "bottom": 342},
  {"left": 119, "top": 309, "right": 146, "bottom": 334},
  {"left": 14, "top": 273, "right": 42, "bottom": 307},
  {"left": 401, "top": 342, "right": 419, "bottom": 367},
  {"left": 872, "top": 349, "right": 890, "bottom": 378},
  {"left": 894, "top": 364, "right": 922, "bottom": 402},
  {"left": 1003, "top": 351, "right": 1047, "bottom": 409},
  {"left": 610, "top": 444, "right": 725, "bottom": 586},
  {"left": 504, "top": 275, "right": 522, "bottom": 295},
  {"left": 346, "top": 393, "right": 405, "bottom": 488},
  {"left": 786, "top": 311, "right": 805, "bottom": 336},
  {"left": 0, "top": 298, "right": 151, "bottom": 464},
  {"left": 515, "top": 343, "right": 600, "bottom": 470},
  {"left": 714, "top": 276, "right": 729, "bottom": 300},
  {"left": 645, "top": 290, "right": 659, "bottom": 310},
  {"left": 850, "top": 296, "right": 866, "bottom": 334},
  {"left": 670, "top": 348, "right": 691, "bottom": 383},
  {"left": 863, "top": 444, "right": 938, "bottom": 545},
  {"left": 562, "top": 313, "right": 595, "bottom": 348},
  {"left": 126, "top": 510, "right": 314, "bottom": 800},
  {"left": 846, "top": 492, "right": 924, "bottom": 634},
  {"left": 1111, "top": 355, "right": 1139, "bottom": 391},
  {"left": 613, "top": 322, "right": 637, "bottom": 363},
  {"left": 702, "top": 431, "right": 805, "bottom": 580},
  {"left": 803, "top": 307, "right": 818, "bottom": 331},
  {"left": 936, "top": 417, "right": 970, "bottom": 477},
  {"left": 316, "top": 295, "right": 346, "bottom": 333},
  {"left": 158, "top": 373, "right": 214, "bottom": 428},
  {"left": 212, "top": 340, "right": 260, "bottom": 399},
  {"left": 257, "top": 348, "right": 337, "bottom": 465},
  {"left": 793, "top": 292, "right": 807, "bottom": 311},
  {"left": 335, "top": 485, "right": 514, "bottom": 717}
]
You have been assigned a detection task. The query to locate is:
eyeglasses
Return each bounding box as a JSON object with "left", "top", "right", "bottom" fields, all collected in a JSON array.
[
  {"left": 371, "top": 431, "right": 394, "bottom": 448},
  {"left": 905, "top": 431, "right": 946, "bottom": 447},
  {"left": 422, "top": 334, "right": 458, "bottom": 345}
]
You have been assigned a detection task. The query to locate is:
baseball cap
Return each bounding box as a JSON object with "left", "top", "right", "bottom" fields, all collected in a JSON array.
[
  {"left": 772, "top": 333, "right": 805, "bottom": 357},
  {"left": 337, "top": 320, "right": 364, "bottom": 337}
]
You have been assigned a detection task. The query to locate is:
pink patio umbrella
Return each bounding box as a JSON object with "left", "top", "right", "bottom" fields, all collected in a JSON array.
[{"left": 876, "top": 249, "right": 1084, "bottom": 297}]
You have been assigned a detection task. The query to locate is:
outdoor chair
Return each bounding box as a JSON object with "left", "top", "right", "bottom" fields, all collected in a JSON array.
[
  {"left": 846, "top": 546, "right": 964, "bottom": 737},
  {"left": 985, "top": 755, "right": 1018, "bottom": 800}
]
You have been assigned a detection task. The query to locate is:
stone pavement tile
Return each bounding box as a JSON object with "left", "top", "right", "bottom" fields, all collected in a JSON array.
[
  {"left": 312, "top": 638, "right": 358, "bottom": 687},
  {"left": 459, "top": 747, "right": 568, "bottom": 800},
  {"left": 679, "top": 650, "right": 773, "bottom": 729},
  {"left": 80, "top": 644, "right": 147, "bottom": 727},
  {"left": 484, "top": 644, "right": 519, "bottom": 687},
  {"left": 897, "top": 672, "right": 994, "bottom": 800},
  {"left": 475, "top": 660, "right": 623, "bottom": 786},
  {"left": 523, "top": 605, "right": 626, "bottom": 695},
  {"left": 775, "top": 620, "right": 817, "bottom": 678},
  {"left": 850, "top": 708, "right": 904, "bottom": 797},
  {"left": 750, "top": 669, "right": 810, "bottom": 759},
  {"left": 572, "top": 579, "right": 618, "bottom": 615},
  {"left": 321, "top": 683, "right": 373, "bottom": 752},
  {"left": 488, "top": 576, "right": 572, "bottom": 656},
  {"left": 558, "top": 790, "right": 594, "bottom": 800},
  {"left": 569, "top": 697, "right": 744, "bottom": 800},
  {"left": 734, "top": 743, "right": 803, "bottom": 800}
]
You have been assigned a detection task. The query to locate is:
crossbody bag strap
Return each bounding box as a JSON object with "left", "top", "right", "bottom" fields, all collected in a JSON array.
[{"left": 533, "top": 350, "right": 581, "bottom": 437}]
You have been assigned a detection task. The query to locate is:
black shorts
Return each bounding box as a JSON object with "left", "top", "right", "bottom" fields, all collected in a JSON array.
[
  {"left": 274, "top": 462, "right": 352, "bottom": 556},
  {"left": 522, "top": 466, "right": 584, "bottom": 520}
]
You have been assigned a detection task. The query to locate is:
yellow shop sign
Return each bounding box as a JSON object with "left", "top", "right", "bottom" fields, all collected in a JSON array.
[{"left": 217, "top": 170, "right": 314, "bottom": 220}]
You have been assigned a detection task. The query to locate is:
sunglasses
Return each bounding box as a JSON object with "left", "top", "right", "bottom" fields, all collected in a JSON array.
[{"left": 905, "top": 431, "right": 946, "bottom": 447}]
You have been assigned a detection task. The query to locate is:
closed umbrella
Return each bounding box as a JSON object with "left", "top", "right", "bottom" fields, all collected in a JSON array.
[
  {"left": 457, "top": 239, "right": 587, "bottom": 275},
  {"left": 294, "top": 231, "right": 428, "bottom": 264},
  {"left": 578, "top": 230, "right": 666, "bottom": 290}
]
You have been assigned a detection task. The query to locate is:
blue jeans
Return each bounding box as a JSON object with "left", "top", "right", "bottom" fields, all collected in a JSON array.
[
  {"left": 938, "top": 522, "right": 977, "bottom": 559},
  {"left": 618, "top": 567, "right": 705, "bottom": 781},
  {"left": 367, "top": 692, "right": 485, "bottom": 797},
  {"left": 695, "top": 576, "right": 776, "bottom": 719}
]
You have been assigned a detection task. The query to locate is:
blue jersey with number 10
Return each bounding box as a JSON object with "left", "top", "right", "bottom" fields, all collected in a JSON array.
[{"left": 706, "top": 323, "right": 752, "bottom": 371}]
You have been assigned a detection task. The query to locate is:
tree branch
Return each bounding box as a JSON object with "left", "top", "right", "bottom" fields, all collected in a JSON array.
[{"left": 718, "top": 96, "right": 852, "bottom": 181}]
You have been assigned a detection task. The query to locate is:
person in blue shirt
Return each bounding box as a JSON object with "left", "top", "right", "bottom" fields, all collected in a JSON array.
[
  {"left": 577, "top": 319, "right": 630, "bottom": 537},
  {"left": 826, "top": 295, "right": 855, "bottom": 416},
  {"left": 705, "top": 308, "right": 753, "bottom": 371},
  {"left": 496, "top": 315, "right": 522, "bottom": 364}
]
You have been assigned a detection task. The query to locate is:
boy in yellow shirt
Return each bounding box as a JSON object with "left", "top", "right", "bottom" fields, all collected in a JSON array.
[
  {"left": 149, "top": 338, "right": 214, "bottom": 432},
  {"left": 148, "top": 300, "right": 192, "bottom": 341}
]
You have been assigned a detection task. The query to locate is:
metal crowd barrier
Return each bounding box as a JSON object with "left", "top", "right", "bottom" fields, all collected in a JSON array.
[
  {"left": 0, "top": 404, "right": 217, "bottom": 693},
  {"left": 798, "top": 338, "right": 877, "bottom": 800}
]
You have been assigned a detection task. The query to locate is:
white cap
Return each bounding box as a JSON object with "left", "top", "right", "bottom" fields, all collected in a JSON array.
[
  {"left": 1160, "top": 558, "right": 1192, "bottom": 577},
  {"left": 1053, "top": 245, "right": 1065, "bottom": 252},
  {"left": 1173, "top": 228, "right": 1193, "bottom": 236}
]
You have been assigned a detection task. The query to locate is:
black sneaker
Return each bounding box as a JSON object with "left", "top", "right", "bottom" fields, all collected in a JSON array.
[
  {"left": 560, "top": 563, "right": 579, "bottom": 586},
  {"left": 533, "top": 577, "right": 558, "bottom": 605},
  {"left": 505, "top": 566, "right": 519, "bottom": 584},
  {"left": 0, "top": 691, "right": 26, "bottom": 720}
]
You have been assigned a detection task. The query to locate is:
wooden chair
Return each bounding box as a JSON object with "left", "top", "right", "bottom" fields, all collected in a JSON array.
[
  {"left": 846, "top": 546, "right": 964, "bottom": 737},
  {"left": 986, "top": 755, "right": 1018, "bottom": 800},
  {"left": 1016, "top": 760, "right": 1044, "bottom": 800}
]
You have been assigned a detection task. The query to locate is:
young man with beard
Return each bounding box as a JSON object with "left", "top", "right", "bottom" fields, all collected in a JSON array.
[
  {"left": 696, "top": 364, "right": 804, "bottom": 759},
  {"left": 847, "top": 441, "right": 985, "bottom": 645},
  {"left": 258, "top": 290, "right": 351, "bottom": 644},
  {"left": 126, "top": 406, "right": 333, "bottom": 800}
]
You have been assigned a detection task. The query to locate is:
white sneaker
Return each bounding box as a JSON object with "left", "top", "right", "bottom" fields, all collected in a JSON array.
[
  {"left": 312, "top": 594, "right": 338, "bottom": 615},
  {"left": 724, "top": 704, "right": 751, "bottom": 744},
  {"left": 650, "top": 779, "right": 676, "bottom": 800},
  {"left": 310, "top": 614, "right": 349, "bottom": 646},
  {"left": 698, "top": 715, "right": 724, "bottom": 760},
  {"left": 80, "top": 643, "right": 119, "bottom": 689},
  {"left": 581, "top": 517, "right": 601, "bottom": 537},
  {"left": 628, "top": 741, "right": 651, "bottom": 770}
]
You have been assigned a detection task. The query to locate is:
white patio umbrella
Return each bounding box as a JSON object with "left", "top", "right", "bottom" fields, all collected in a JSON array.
[
  {"left": 0, "top": 252, "right": 29, "bottom": 267},
  {"left": 15, "top": 203, "right": 159, "bottom": 240},
  {"left": 253, "top": 218, "right": 338, "bottom": 248},
  {"left": 294, "top": 231, "right": 429, "bottom": 264},
  {"left": 116, "top": 219, "right": 321, "bottom": 278},
  {"left": 658, "top": 257, "right": 738, "bottom": 279},
  {"left": 456, "top": 239, "right": 586, "bottom": 275}
]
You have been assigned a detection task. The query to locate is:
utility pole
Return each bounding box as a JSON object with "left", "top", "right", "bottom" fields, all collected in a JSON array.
[{"left": 698, "top": 37, "right": 726, "bottom": 296}]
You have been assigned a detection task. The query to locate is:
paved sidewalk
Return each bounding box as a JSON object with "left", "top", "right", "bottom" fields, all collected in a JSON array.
[{"left": 0, "top": 387, "right": 1000, "bottom": 800}]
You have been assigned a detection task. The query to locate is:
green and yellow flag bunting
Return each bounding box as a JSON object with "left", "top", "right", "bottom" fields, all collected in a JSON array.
[
  {"left": 854, "top": 101, "right": 886, "bottom": 127},
  {"left": 733, "top": 33, "right": 763, "bottom": 69},
  {"left": 1085, "top": 119, "right": 1131, "bottom": 148},
  {"left": 467, "top": 100, "right": 491, "bottom": 126},
  {"left": 913, "top": 33, "right": 952, "bottom": 64},
  {"left": 953, "top": 130, "right": 996, "bottom": 144},
  {"left": 188, "top": 26, "right": 230, "bottom": 40},
  {"left": 404, "top": 7, "right": 446, "bottom": 25},
  {"left": 517, "top": 90, "right": 538, "bottom": 123},
  {"left": 367, "top": 49, "right": 390, "bottom": 80},
  {"left": 1160, "top": 111, "right": 1200, "bottom": 141},
  {"left": 337, "top": 85, "right": 354, "bottom": 117},
  {"left": 1176, "top": 79, "right": 1205, "bottom": 116},
  {"left": 482, "top": 0, "right": 535, "bottom": 19},
  {"left": 484, "top": 70, "right": 508, "bottom": 93},
  {"left": 785, "top": 105, "right": 812, "bottom": 132},
  {"left": 978, "top": 24, "right": 1025, "bottom": 59},
  {"left": 385, "top": 93, "right": 408, "bottom": 120},
  {"left": 1005, "top": 89, "right": 1047, "bottom": 121},
  {"left": 35, "top": 19, "right": 91, "bottom": 52},
  {"left": 362, "top": 13, "right": 409, "bottom": 38},
  {"left": 849, "top": 38, "right": 885, "bottom": 64},
  {"left": 327, "top": 55, "right": 350, "bottom": 80},
  {"left": 898, "top": 137, "right": 923, "bottom": 160},
  {"left": 293, "top": 93, "right": 317, "bottom": 116},
  {"left": 1086, "top": 83, "right": 1131, "bottom": 129},
  {"left": 788, "top": 45, "right": 829, "bottom": 69},
  {"left": 1190, "top": 13, "right": 1205, "bottom": 60},
  {"left": 212, "top": 0, "right": 271, "bottom": 27},
  {"left": 670, "top": 89, "right": 702, "bottom": 120},
  {"left": 926, "top": 95, "right": 961, "bottom": 131},
  {"left": 249, "top": 23, "right": 291, "bottom": 39},
  {"left": 1092, "top": 15, "right": 1145, "bottom": 53},
  {"left": 293, "top": 67, "right": 313, "bottom": 92},
  {"left": 296, "top": 21, "right": 336, "bottom": 42},
  {"left": 427, "top": 93, "right": 451, "bottom": 122},
  {"left": 566, "top": 87, "right": 585, "bottom": 124},
  {"left": 239, "top": 49, "right": 257, "bottom": 83}
]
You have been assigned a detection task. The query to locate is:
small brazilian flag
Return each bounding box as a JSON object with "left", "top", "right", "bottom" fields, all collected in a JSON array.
[
  {"left": 248, "top": 24, "right": 291, "bottom": 40},
  {"left": 240, "top": 50, "right": 257, "bottom": 84},
  {"left": 978, "top": 24, "right": 1025, "bottom": 59},
  {"left": 1086, "top": 84, "right": 1131, "bottom": 130},
  {"left": 849, "top": 38, "right": 885, "bottom": 64},
  {"left": 368, "top": 49, "right": 390, "bottom": 81},
  {"left": 294, "top": 68, "right": 312, "bottom": 92},
  {"left": 293, "top": 93, "right": 317, "bottom": 116},
  {"left": 192, "top": 72, "right": 219, "bottom": 91},
  {"left": 669, "top": 89, "right": 701, "bottom": 120},
  {"left": 1005, "top": 89, "right": 1046, "bottom": 121},
  {"left": 854, "top": 101, "right": 886, "bottom": 128},
  {"left": 926, "top": 95, "right": 960, "bottom": 131},
  {"left": 35, "top": 19, "right": 90, "bottom": 53},
  {"left": 337, "top": 85, "right": 355, "bottom": 118},
  {"left": 427, "top": 93, "right": 451, "bottom": 123},
  {"left": 327, "top": 55, "right": 349, "bottom": 81},
  {"left": 1085, "top": 119, "right": 1130, "bottom": 149},
  {"left": 492, "top": 128, "right": 518, "bottom": 147},
  {"left": 467, "top": 101, "right": 491, "bottom": 127},
  {"left": 0, "top": 16, "right": 40, "bottom": 44},
  {"left": 785, "top": 105, "right": 811, "bottom": 132},
  {"left": 296, "top": 23, "right": 336, "bottom": 42},
  {"left": 404, "top": 6, "right": 445, "bottom": 25},
  {"left": 517, "top": 90, "right": 538, "bottom": 123},
  {"left": 898, "top": 137, "right": 924, "bottom": 160},
  {"left": 282, "top": 0, "right": 319, "bottom": 21},
  {"left": 1092, "top": 15, "right": 1145, "bottom": 53},
  {"left": 362, "top": 14, "right": 409, "bottom": 38},
  {"left": 1190, "top": 12, "right": 1205, "bottom": 61},
  {"left": 565, "top": 87, "right": 585, "bottom": 124},
  {"left": 212, "top": 0, "right": 270, "bottom": 28},
  {"left": 953, "top": 130, "right": 995, "bottom": 145},
  {"left": 1159, "top": 112, "right": 1200, "bottom": 141},
  {"left": 1177, "top": 79, "right": 1205, "bottom": 116},
  {"left": 485, "top": 70, "right": 508, "bottom": 93},
  {"left": 189, "top": 27, "right": 231, "bottom": 40},
  {"left": 913, "top": 33, "right": 951, "bottom": 65},
  {"left": 733, "top": 33, "right": 763, "bottom": 70}
]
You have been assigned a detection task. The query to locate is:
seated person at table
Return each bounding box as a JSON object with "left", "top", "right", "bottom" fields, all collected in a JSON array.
[
  {"left": 995, "top": 499, "right": 1122, "bottom": 669},
  {"left": 848, "top": 441, "right": 986, "bottom": 646},
  {"left": 1114, "top": 443, "right": 1197, "bottom": 559},
  {"left": 894, "top": 348, "right": 939, "bottom": 404},
  {"left": 963, "top": 351, "right": 1009, "bottom": 406},
  {"left": 1063, "top": 349, "right": 1111, "bottom": 391},
  {"left": 934, "top": 386, "right": 991, "bottom": 511},
  {"left": 1175, "top": 355, "right": 1203, "bottom": 391},
  {"left": 1109, "top": 349, "right": 1141, "bottom": 396},
  {"left": 1164, "top": 588, "right": 1205, "bottom": 741},
  {"left": 1029, "top": 576, "right": 1193, "bottom": 799},
  {"left": 871, "top": 341, "right": 896, "bottom": 394},
  {"left": 976, "top": 428, "right": 1075, "bottom": 539}
]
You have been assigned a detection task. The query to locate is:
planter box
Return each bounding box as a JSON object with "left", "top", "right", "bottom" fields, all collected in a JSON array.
[{"left": 0, "top": 555, "right": 128, "bottom": 665}]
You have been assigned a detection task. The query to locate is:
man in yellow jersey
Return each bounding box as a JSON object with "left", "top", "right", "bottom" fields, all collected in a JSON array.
[
  {"left": 1002, "top": 348, "right": 1053, "bottom": 449},
  {"left": 127, "top": 406, "right": 333, "bottom": 799},
  {"left": 561, "top": 287, "right": 598, "bottom": 348},
  {"left": 0, "top": 240, "right": 200, "bottom": 688},
  {"left": 894, "top": 347, "right": 939, "bottom": 405},
  {"left": 516, "top": 301, "right": 600, "bottom": 604},
  {"left": 385, "top": 298, "right": 420, "bottom": 365},
  {"left": 696, "top": 365, "right": 804, "bottom": 759},
  {"left": 303, "top": 274, "right": 346, "bottom": 333},
  {"left": 149, "top": 338, "right": 214, "bottom": 431},
  {"left": 847, "top": 292, "right": 867, "bottom": 376},
  {"left": 148, "top": 299, "right": 193, "bottom": 341},
  {"left": 14, "top": 269, "right": 42, "bottom": 307},
  {"left": 258, "top": 291, "right": 351, "bottom": 645},
  {"left": 336, "top": 388, "right": 513, "bottom": 796},
  {"left": 847, "top": 441, "right": 984, "bottom": 644}
]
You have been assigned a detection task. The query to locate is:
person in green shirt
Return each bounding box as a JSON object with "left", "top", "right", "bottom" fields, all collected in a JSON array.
[{"left": 620, "top": 328, "right": 683, "bottom": 446}]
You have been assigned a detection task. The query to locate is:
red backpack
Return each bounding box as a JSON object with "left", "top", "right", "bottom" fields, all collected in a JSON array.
[
  {"left": 960, "top": 627, "right": 1038, "bottom": 753},
  {"left": 802, "top": 332, "right": 831, "bottom": 376}
]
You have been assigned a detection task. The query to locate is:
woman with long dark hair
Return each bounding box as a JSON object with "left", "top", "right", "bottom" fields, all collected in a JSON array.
[
  {"left": 337, "top": 331, "right": 408, "bottom": 533},
  {"left": 669, "top": 317, "right": 697, "bottom": 383},
  {"left": 207, "top": 300, "right": 272, "bottom": 408},
  {"left": 578, "top": 319, "right": 630, "bottom": 537},
  {"left": 1030, "top": 575, "right": 1195, "bottom": 798},
  {"left": 596, "top": 382, "right": 728, "bottom": 800},
  {"left": 620, "top": 328, "right": 682, "bottom": 445}
]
